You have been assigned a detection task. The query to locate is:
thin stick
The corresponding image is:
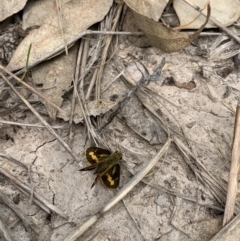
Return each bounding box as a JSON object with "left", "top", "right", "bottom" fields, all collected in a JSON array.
[
  {"left": 63, "top": 138, "right": 171, "bottom": 241},
  {"left": 0, "top": 119, "right": 67, "bottom": 129},
  {"left": 0, "top": 153, "right": 28, "bottom": 170},
  {"left": 223, "top": 102, "right": 240, "bottom": 226},
  {"left": 68, "top": 40, "right": 83, "bottom": 144},
  {"left": 0, "top": 72, "right": 80, "bottom": 162},
  {"left": 85, "top": 69, "right": 98, "bottom": 100}
]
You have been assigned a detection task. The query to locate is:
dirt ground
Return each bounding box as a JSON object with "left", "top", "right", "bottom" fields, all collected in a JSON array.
[{"left": 1, "top": 5, "right": 240, "bottom": 241}]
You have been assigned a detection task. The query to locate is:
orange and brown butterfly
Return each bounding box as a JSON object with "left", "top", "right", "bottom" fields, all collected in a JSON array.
[{"left": 79, "top": 147, "right": 122, "bottom": 189}]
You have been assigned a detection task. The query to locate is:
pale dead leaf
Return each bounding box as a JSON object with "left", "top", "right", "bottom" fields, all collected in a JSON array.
[
  {"left": 58, "top": 99, "right": 117, "bottom": 124},
  {"left": 22, "top": 0, "right": 56, "bottom": 30},
  {"left": 0, "top": 0, "right": 27, "bottom": 22},
  {"left": 31, "top": 45, "right": 78, "bottom": 120},
  {"left": 124, "top": 0, "right": 169, "bottom": 22},
  {"left": 7, "top": 0, "right": 113, "bottom": 71},
  {"left": 174, "top": 0, "right": 240, "bottom": 29},
  {"left": 129, "top": 5, "right": 211, "bottom": 53}
]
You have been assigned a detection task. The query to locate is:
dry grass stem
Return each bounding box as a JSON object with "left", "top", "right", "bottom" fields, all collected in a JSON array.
[
  {"left": 95, "top": 2, "right": 124, "bottom": 100},
  {"left": 85, "top": 69, "right": 98, "bottom": 100},
  {"left": 0, "top": 153, "right": 28, "bottom": 170},
  {"left": 223, "top": 103, "right": 240, "bottom": 226},
  {"left": 71, "top": 40, "right": 105, "bottom": 146},
  {"left": 0, "top": 119, "right": 67, "bottom": 129},
  {"left": 68, "top": 40, "right": 84, "bottom": 144}
]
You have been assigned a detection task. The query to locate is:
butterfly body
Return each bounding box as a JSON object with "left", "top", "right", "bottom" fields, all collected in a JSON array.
[{"left": 80, "top": 147, "right": 122, "bottom": 189}]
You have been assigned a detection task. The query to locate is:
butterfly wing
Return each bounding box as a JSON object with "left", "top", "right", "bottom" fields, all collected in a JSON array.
[
  {"left": 101, "top": 164, "right": 120, "bottom": 189},
  {"left": 86, "top": 147, "right": 111, "bottom": 165}
]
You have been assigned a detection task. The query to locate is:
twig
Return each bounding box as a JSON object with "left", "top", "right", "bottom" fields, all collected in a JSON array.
[
  {"left": 98, "top": 58, "right": 165, "bottom": 132},
  {"left": 0, "top": 119, "right": 68, "bottom": 129},
  {"left": 85, "top": 69, "right": 98, "bottom": 100},
  {"left": 0, "top": 153, "right": 28, "bottom": 170},
  {"left": 63, "top": 138, "right": 171, "bottom": 241},
  {"left": 77, "top": 36, "right": 100, "bottom": 145},
  {"left": 0, "top": 218, "right": 13, "bottom": 241},
  {"left": 68, "top": 40, "right": 83, "bottom": 145},
  {"left": 0, "top": 167, "right": 68, "bottom": 219},
  {"left": 223, "top": 102, "right": 240, "bottom": 226},
  {"left": 181, "top": 0, "right": 240, "bottom": 44},
  {"left": 0, "top": 72, "right": 80, "bottom": 162}
]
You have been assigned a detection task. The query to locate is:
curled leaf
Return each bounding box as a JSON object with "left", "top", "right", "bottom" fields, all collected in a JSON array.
[{"left": 129, "top": 4, "right": 211, "bottom": 53}]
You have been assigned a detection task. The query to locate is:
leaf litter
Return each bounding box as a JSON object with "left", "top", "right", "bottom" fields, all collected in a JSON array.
[{"left": 1, "top": 0, "right": 240, "bottom": 241}]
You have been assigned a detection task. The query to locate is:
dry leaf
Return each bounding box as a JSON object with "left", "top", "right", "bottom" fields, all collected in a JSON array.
[
  {"left": 0, "top": 0, "right": 27, "bottom": 22},
  {"left": 22, "top": 0, "right": 56, "bottom": 30},
  {"left": 174, "top": 0, "right": 240, "bottom": 29},
  {"left": 31, "top": 45, "right": 78, "bottom": 119},
  {"left": 7, "top": 0, "right": 113, "bottom": 71},
  {"left": 129, "top": 4, "right": 211, "bottom": 53},
  {"left": 124, "top": 0, "right": 169, "bottom": 22},
  {"left": 58, "top": 99, "right": 117, "bottom": 124}
]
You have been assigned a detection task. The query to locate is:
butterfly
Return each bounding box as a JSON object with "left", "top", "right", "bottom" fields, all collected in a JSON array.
[{"left": 79, "top": 147, "right": 122, "bottom": 189}]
